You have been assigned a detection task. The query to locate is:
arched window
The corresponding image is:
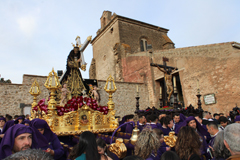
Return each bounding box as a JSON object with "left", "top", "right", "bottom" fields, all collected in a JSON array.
[{"left": 140, "top": 38, "right": 148, "bottom": 51}]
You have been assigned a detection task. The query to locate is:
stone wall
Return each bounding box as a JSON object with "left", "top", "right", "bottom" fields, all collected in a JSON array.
[
  {"left": 152, "top": 42, "right": 240, "bottom": 114},
  {"left": 0, "top": 74, "right": 49, "bottom": 116},
  {"left": 0, "top": 75, "right": 149, "bottom": 118},
  {"left": 98, "top": 80, "right": 149, "bottom": 118}
]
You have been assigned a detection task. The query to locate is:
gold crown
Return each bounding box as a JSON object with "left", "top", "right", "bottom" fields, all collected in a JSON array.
[{"left": 72, "top": 36, "right": 81, "bottom": 48}]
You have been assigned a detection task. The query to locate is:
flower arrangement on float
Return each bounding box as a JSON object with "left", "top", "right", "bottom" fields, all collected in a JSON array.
[{"left": 33, "top": 96, "right": 109, "bottom": 116}]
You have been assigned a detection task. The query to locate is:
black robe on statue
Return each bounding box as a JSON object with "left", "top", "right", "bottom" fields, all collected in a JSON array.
[{"left": 60, "top": 49, "right": 89, "bottom": 97}]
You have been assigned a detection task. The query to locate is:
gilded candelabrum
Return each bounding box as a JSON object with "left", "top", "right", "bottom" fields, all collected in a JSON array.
[
  {"left": 44, "top": 68, "right": 62, "bottom": 110},
  {"left": 29, "top": 79, "right": 41, "bottom": 109},
  {"left": 104, "top": 75, "right": 117, "bottom": 111}
]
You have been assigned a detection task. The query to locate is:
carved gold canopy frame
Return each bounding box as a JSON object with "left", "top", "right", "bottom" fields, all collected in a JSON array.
[
  {"left": 31, "top": 104, "right": 118, "bottom": 136},
  {"left": 30, "top": 73, "right": 119, "bottom": 136}
]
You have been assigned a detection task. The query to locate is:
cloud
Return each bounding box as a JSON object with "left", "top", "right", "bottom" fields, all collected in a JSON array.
[{"left": 17, "top": 15, "right": 37, "bottom": 38}]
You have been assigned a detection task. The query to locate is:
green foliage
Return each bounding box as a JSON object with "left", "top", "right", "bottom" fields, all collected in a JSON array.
[{"left": 0, "top": 78, "right": 12, "bottom": 83}]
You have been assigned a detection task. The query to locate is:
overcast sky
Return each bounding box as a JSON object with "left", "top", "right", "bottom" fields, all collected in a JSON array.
[{"left": 0, "top": 0, "right": 239, "bottom": 84}]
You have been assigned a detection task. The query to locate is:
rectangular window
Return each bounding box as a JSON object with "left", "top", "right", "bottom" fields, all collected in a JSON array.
[
  {"left": 145, "top": 41, "right": 148, "bottom": 51},
  {"left": 140, "top": 40, "right": 144, "bottom": 51}
]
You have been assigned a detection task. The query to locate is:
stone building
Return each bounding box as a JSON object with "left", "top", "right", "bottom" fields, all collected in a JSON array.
[{"left": 90, "top": 11, "right": 240, "bottom": 114}]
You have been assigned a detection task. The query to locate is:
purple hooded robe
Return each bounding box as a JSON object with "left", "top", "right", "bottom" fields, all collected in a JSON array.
[
  {"left": 30, "top": 118, "right": 64, "bottom": 160},
  {"left": 0, "top": 124, "right": 39, "bottom": 159},
  {"left": 234, "top": 115, "right": 240, "bottom": 122},
  {"left": 23, "top": 119, "right": 31, "bottom": 125},
  {"left": 14, "top": 116, "right": 24, "bottom": 124},
  {"left": 2, "top": 120, "right": 15, "bottom": 134}
]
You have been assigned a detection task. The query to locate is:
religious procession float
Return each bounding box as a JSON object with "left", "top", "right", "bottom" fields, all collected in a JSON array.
[{"left": 29, "top": 36, "right": 119, "bottom": 136}]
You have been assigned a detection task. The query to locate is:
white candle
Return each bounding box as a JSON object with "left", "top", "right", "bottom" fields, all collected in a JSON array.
[
  {"left": 109, "top": 82, "right": 112, "bottom": 90},
  {"left": 197, "top": 79, "right": 199, "bottom": 89},
  {"left": 34, "top": 86, "right": 38, "bottom": 94},
  {"left": 160, "top": 86, "right": 162, "bottom": 95},
  {"left": 173, "top": 76, "right": 176, "bottom": 87},
  {"left": 137, "top": 85, "right": 139, "bottom": 92},
  {"left": 51, "top": 75, "right": 56, "bottom": 86}
]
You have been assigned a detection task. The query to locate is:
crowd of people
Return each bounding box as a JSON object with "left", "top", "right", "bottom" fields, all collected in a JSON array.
[{"left": 0, "top": 108, "right": 240, "bottom": 160}]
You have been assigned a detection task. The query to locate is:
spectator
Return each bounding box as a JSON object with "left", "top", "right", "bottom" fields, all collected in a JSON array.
[
  {"left": 0, "top": 124, "right": 38, "bottom": 159},
  {"left": 30, "top": 119, "right": 64, "bottom": 159},
  {"left": 219, "top": 113, "right": 224, "bottom": 117},
  {"left": 3, "top": 149, "right": 54, "bottom": 160},
  {"left": 213, "top": 113, "right": 220, "bottom": 124},
  {"left": 137, "top": 113, "right": 146, "bottom": 131},
  {"left": 13, "top": 115, "right": 19, "bottom": 120},
  {"left": 175, "top": 126, "right": 201, "bottom": 160},
  {"left": 147, "top": 128, "right": 170, "bottom": 160},
  {"left": 173, "top": 113, "right": 182, "bottom": 126},
  {"left": 194, "top": 115, "right": 202, "bottom": 125},
  {"left": 195, "top": 114, "right": 211, "bottom": 143},
  {"left": 96, "top": 138, "right": 116, "bottom": 160},
  {"left": 123, "top": 155, "right": 144, "bottom": 160},
  {"left": 206, "top": 121, "right": 219, "bottom": 148},
  {"left": 161, "top": 116, "right": 177, "bottom": 135},
  {"left": 1, "top": 119, "right": 15, "bottom": 134},
  {"left": 22, "top": 119, "right": 31, "bottom": 126},
  {"left": 5, "top": 114, "right": 12, "bottom": 121},
  {"left": 25, "top": 114, "right": 30, "bottom": 120},
  {"left": 68, "top": 131, "right": 100, "bottom": 160},
  {"left": 125, "top": 115, "right": 135, "bottom": 134},
  {"left": 135, "top": 128, "right": 160, "bottom": 159},
  {"left": 145, "top": 114, "right": 160, "bottom": 129},
  {"left": 212, "top": 131, "right": 231, "bottom": 160},
  {"left": 120, "top": 115, "right": 134, "bottom": 133},
  {"left": 218, "top": 116, "right": 228, "bottom": 131},
  {"left": 161, "top": 151, "right": 180, "bottom": 160},
  {"left": 14, "top": 116, "right": 24, "bottom": 124},
  {"left": 202, "top": 111, "right": 210, "bottom": 125},
  {"left": 0, "top": 117, "right": 6, "bottom": 134},
  {"left": 159, "top": 113, "right": 166, "bottom": 125},
  {"left": 234, "top": 115, "right": 240, "bottom": 123},
  {"left": 224, "top": 123, "right": 240, "bottom": 159}
]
